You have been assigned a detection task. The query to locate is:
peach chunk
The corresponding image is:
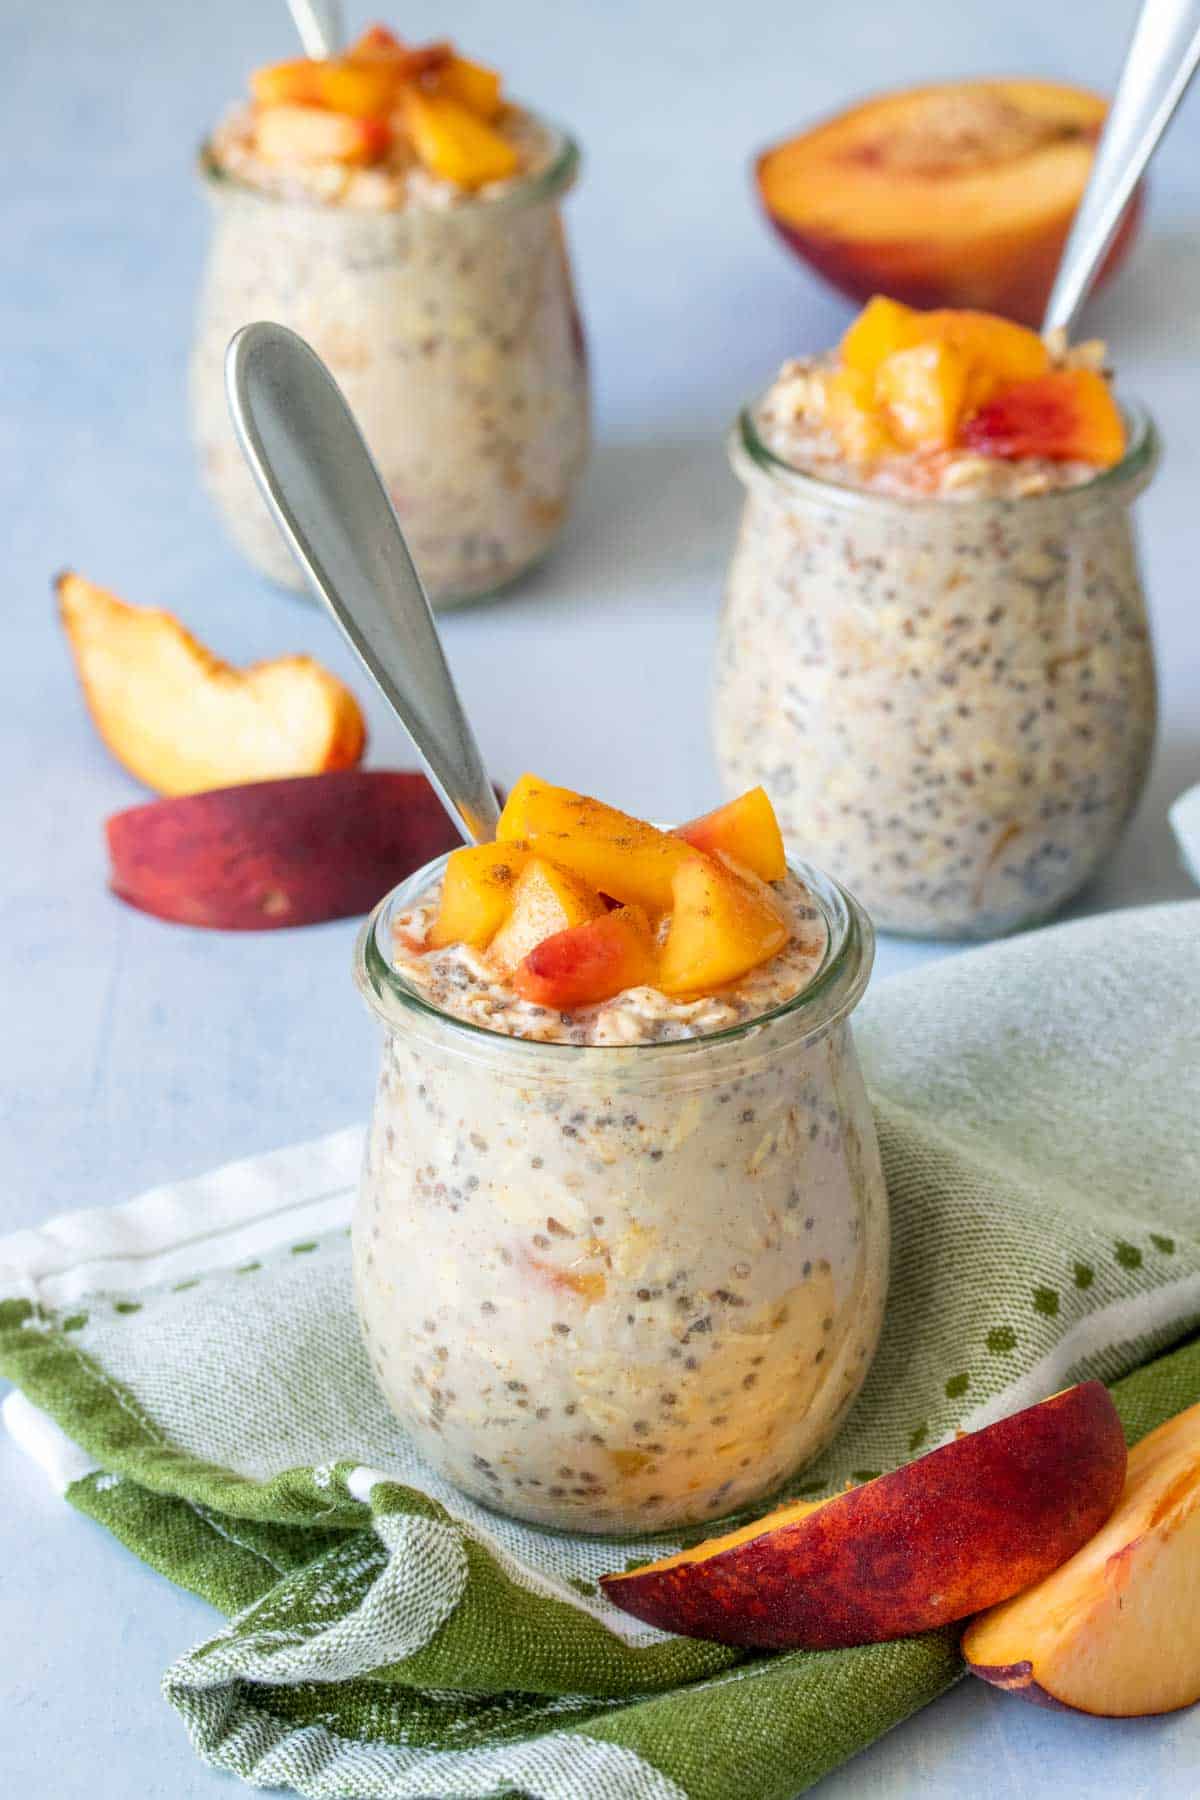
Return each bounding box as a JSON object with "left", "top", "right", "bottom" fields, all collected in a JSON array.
[
  {"left": 674, "top": 787, "right": 787, "bottom": 882},
  {"left": 841, "top": 297, "right": 1050, "bottom": 415},
  {"left": 250, "top": 59, "right": 322, "bottom": 107},
  {"left": 403, "top": 89, "right": 518, "bottom": 188},
  {"left": 313, "top": 61, "right": 401, "bottom": 120},
  {"left": 961, "top": 368, "right": 1125, "bottom": 465},
  {"left": 601, "top": 1382, "right": 1126, "bottom": 1649},
  {"left": 255, "top": 103, "right": 390, "bottom": 167},
  {"left": 757, "top": 81, "right": 1142, "bottom": 326},
  {"left": 514, "top": 906, "right": 658, "bottom": 1010},
  {"left": 57, "top": 572, "right": 365, "bottom": 796},
  {"left": 964, "top": 1397, "right": 1200, "bottom": 1715},
  {"left": 433, "top": 54, "right": 504, "bottom": 120},
  {"left": 488, "top": 857, "right": 606, "bottom": 975},
  {"left": 875, "top": 341, "right": 971, "bottom": 450},
  {"left": 497, "top": 775, "right": 695, "bottom": 914},
  {"left": 657, "top": 857, "right": 789, "bottom": 997},
  {"left": 347, "top": 25, "right": 451, "bottom": 78},
  {"left": 427, "top": 841, "right": 531, "bottom": 950},
  {"left": 823, "top": 366, "right": 896, "bottom": 462}
]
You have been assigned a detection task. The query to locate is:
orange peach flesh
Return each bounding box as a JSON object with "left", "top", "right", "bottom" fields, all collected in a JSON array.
[{"left": 964, "top": 1398, "right": 1200, "bottom": 1715}]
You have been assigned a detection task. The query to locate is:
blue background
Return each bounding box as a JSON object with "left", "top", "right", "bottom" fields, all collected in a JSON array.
[{"left": 4, "top": 0, "right": 1199, "bottom": 1792}]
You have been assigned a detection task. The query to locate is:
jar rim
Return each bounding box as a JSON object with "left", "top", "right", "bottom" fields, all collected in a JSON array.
[
  {"left": 354, "top": 850, "right": 875, "bottom": 1065},
  {"left": 196, "top": 110, "right": 581, "bottom": 216},
  {"left": 730, "top": 393, "right": 1159, "bottom": 515}
]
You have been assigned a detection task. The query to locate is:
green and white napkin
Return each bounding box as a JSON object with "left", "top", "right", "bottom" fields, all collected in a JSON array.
[{"left": 3, "top": 901, "right": 1199, "bottom": 1800}]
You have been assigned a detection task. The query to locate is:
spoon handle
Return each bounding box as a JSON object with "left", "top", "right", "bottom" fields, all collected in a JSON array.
[
  {"left": 285, "top": 0, "right": 343, "bottom": 59},
  {"left": 1043, "top": 0, "right": 1200, "bottom": 335},
  {"left": 225, "top": 322, "right": 501, "bottom": 847}
]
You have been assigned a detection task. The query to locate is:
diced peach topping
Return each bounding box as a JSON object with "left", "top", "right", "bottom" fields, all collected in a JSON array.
[
  {"left": 514, "top": 906, "right": 659, "bottom": 1009},
  {"left": 427, "top": 841, "right": 531, "bottom": 949},
  {"left": 488, "top": 858, "right": 607, "bottom": 975},
  {"left": 874, "top": 341, "right": 970, "bottom": 451},
  {"left": 674, "top": 786, "right": 787, "bottom": 882},
  {"left": 246, "top": 27, "right": 509, "bottom": 186},
  {"left": 818, "top": 295, "right": 1119, "bottom": 463},
  {"left": 960, "top": 367, "right": 1125, "bottom": 465},
  {"left": 433, "top": 54, "right": 504, "bottom": 121},
  {"left": 658, "top": 857, "right": 789, "bottom": 997},
  {"left": 255, "top": 104, "right": 390, "bottom": 167},
  {"left": 497, "top": 775, "right": 695, "bottom": 915},
  {"left": 402, "top": 89, "right": 519, "bottom": 189}
]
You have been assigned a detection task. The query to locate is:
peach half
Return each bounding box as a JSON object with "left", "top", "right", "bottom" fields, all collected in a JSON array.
[
  {"left": 757, "top": 80, "right": 1142, "bottom": 326},
  {"left": 601, "top": 1382, "right": 1126, "bottom": 1649},
  {"left": 964, "top": 1396, "right": 1200, "bottom": 1715}
]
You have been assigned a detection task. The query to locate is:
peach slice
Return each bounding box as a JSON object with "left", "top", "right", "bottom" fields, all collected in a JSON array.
[
  {"left": 402, "top": 89, "right": 518, "bottom": 188},
  {"left": 433, "top": 54, "right": 504, "bottom": 121},
  {"left": 657, "top": 857, "right": 789, "bottom": 997},
  {"left": 601, "top": 1382, "right": 1126, "bottom": 1649},
  {"left": 874, "top": 341, "right": 971, "bottom": 451},
  {"left": 488, "top": 857, "right": 607, "bottom": 975},
  {"left": 255, "top": 103, "right": 390, "bottom": 167},
  {"left": 674, "top": 787, "right": 787, "bottom": 883},
  {"left": 963, "top": 1398, "right": 1200, "bottom": 1715},
  {"left": 57, "top": 572, "right": 365, "bottom": 796},
  {"left": 497, "top": 775, "right": 695, "bottom": 914},
  {"left": 961, "top": 368, "right": 1125, "bottom": 465},
  {"left": 757, "top": 81, "right": 1141, "bottom": 326},
  {"left": 250, "top": 59, "right": 322, "bottom": 107},
  {"left": 427, "top": 841, "right": 531, "bottom": 950},
  {"left": 823, "top": 365, "right": 897, "bottom": 462},
  {"left": 514, "top": 906, "right": 658, "bottom": 1010},
  {"left": 106, "top": 771, "right": 462, "bottom": 930}
]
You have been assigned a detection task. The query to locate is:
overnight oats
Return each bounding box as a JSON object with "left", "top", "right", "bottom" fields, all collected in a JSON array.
[
  {"left": 715, "top": 296, "right": 1159, "bottom": 938},
  {"left": 353, "top": 777, "right": 888, "bottom": 1531},
  {"left": 191, "top": 24, "right": 589, "bottom": 606}
]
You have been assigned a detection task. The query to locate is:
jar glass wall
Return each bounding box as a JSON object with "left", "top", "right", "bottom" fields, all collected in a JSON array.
[
  {"left": 714, "top": 406, "right": 1159, "bottom": 939},
  {"left": 190, "top": 128, "right": 589, "bottom": 608},
  {"left": 352, "top": 853, "right": 889, "bottom": 1533}
]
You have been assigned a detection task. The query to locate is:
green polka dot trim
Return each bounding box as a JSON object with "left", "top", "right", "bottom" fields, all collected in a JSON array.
[
  {"left": 60, "top": 1313, "right": 87, "bottom": 1333},
  {"left": 1150, "top": 1234, "right": 1176, "bottom": 1255},
  {"left": 907, "top": 1423, "right": 928, "bottom": 1454},
  {"left": 944, "top": 1373, "right": 969, "bottom": 1399},
  {"left": 1073, "top": 1262, "right": 1095, "bottom": 1290},
  {"left": 290, "top": 1242, "right": 319, "bottom": 1256},
  {"left": 1114, "top": 1240, "right": 1143, "bottom": 1270},
  {"left": 172, "top": 1278, "right": 201, "bottom": 1293},
  {"left": 236, "top": 1262, "right": 262, "bottom": 1275},
  {"left": 850, "top": 1469, "right": 882, "bottom": 1484},
  {"left": 1032, "top": 1287, "right": 1059, "bottom": 1318},
  {"left": 113, "top": 1301, "right": 142, "bottom": 1316},
  {"left": 986, "top": 1325, "right": 1017, "bottom": 1354}
]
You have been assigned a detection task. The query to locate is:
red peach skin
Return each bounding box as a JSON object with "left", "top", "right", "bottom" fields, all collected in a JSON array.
[
  {"left": 601, "top": 1382, "right": 1126, "bottom": 1649},
  {"left": 106, "top": 770, "right": 470, "bottom": 930}
]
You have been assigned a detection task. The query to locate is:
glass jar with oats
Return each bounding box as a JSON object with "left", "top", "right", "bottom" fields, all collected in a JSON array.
[
  {"left": 714, "top": 299, "right": 1159, "bottom": 938},
  {"left": 352, "top": 780, "right": 888, "bottom": 1532},
  {"left": 190, "top": 27, "right": 589, "bottom": 607}
]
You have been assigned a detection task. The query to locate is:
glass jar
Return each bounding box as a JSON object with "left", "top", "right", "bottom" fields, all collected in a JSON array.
[
  {"left": 714, "top": 405, "right": 1160, "bottom": 939},
  {"left": 190, "top": 126, "right": 589, "bottom": 608},
  {"left": 352, "top": 853, "right": 888, "bottom": 1533}
]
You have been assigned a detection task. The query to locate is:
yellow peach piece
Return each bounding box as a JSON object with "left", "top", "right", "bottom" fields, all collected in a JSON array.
[
  {"left": 875, "top": 340, "right": 971, "bottom": 450},
  {"left": 56, "top": 572, "right": 365, "bottom": 797},
  {"left": 497, "top": 775, "right": 695, "bottom": 914},
  {"left": 435, "top": 54, "right": 504, "bottom": 120},
  {"left": 403, "top": 89, "right": 519, "bottom": 188},
  {"left": 488, "top": 857, "right": 607, "bottom": 974},
  {"left": 658, "top": 857, "right": 789, "bottom": 996},
  {"left": 674, "top": 787, "right": 788, "bottom": 882},
  {"left": 428, "top": 842, "right": 531, "bottom": 949},
  {"left": 254, "top": 103, "right": 390, "bottom": 167}
]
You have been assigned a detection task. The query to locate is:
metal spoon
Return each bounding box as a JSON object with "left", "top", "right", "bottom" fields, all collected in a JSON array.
[
  {"left": 284, "top": 0, "right": 343, "bottom": 59},
  {"left": 225, "top": 322, "right": 501, "bottom": 847},
  {"left": 1043, "top": 0, "right": 1200, "bottom": 334}
]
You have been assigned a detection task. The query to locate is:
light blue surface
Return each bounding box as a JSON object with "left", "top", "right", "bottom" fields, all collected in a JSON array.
[{"left": 4, "top": 0, "right": 1199, "bottom": 1793}]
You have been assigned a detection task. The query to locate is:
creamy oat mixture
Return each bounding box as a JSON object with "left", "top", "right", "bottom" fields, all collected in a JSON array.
[
  {"left": 715, "top": 363, "right": 1156, "bottom": 940},
  {"left": 755, "top": 331, "right": 1110, "bottom": 500},
  {"left": 391, "top": 870, "right": 828, "bottom": 1044},
  {"left": 352, "top": 863, "right": 888, "bottom": 1532},
  {"left": 209, "top": 99, "right": 554, "bottom": 211}
]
